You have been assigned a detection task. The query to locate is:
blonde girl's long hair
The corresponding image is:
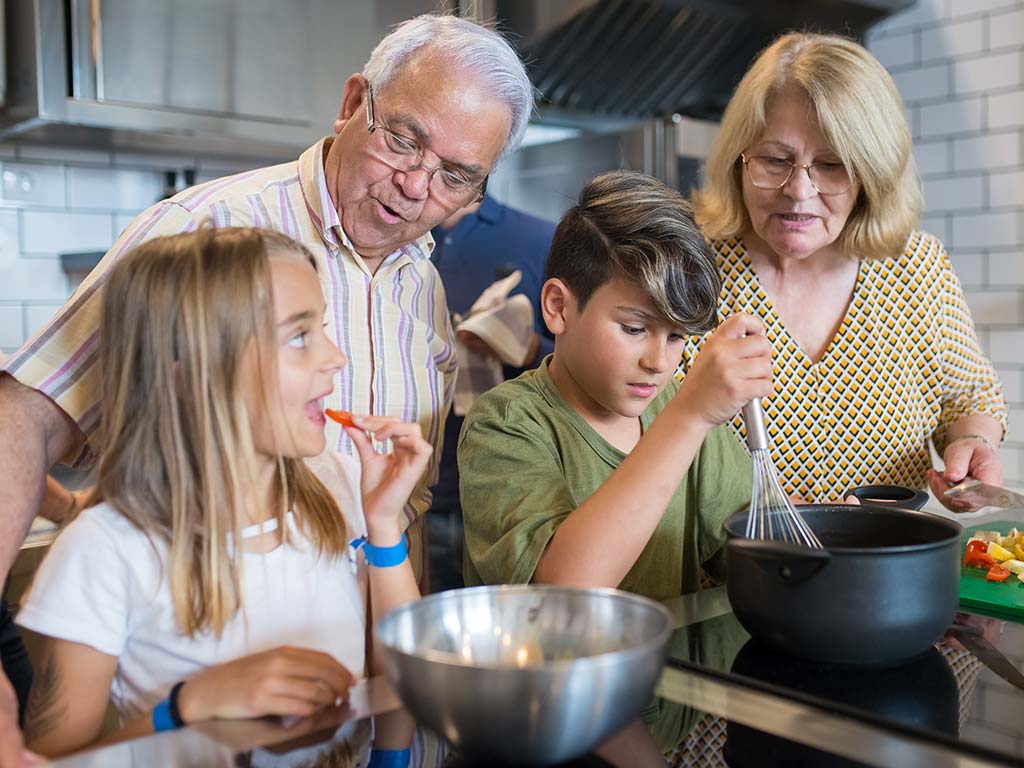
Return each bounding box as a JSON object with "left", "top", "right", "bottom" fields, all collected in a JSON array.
[{"left": 96, "top": 227, "right": 347, "bottom": 638}]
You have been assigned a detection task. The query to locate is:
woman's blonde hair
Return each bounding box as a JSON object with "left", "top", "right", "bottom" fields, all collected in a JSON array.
[
  {"left": 96, "top": 227, "right": 346, "bottom": 637},
  {"left": 694, "top": 32, "right": 922, "bottom": 260}
]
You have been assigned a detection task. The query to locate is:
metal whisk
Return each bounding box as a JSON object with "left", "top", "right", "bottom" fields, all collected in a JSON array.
[{"left": 741, "top": 398, "right": 823, "bottom": 548}]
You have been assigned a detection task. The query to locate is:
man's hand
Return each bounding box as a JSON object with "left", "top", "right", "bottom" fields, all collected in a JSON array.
[
  {"left": 0, "top": 673, "right": 37, "bottom": 767},
  {"left": 456, "top": 330, "right": 499, "bottom": 361},
  {"left": 457, "top": 330, "right": 540, "bottom": 367}
]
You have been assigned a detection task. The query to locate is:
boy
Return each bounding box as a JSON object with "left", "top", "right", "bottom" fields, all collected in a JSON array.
[{"left": 458, "top": 170, "right": 773, "bottom": 599}]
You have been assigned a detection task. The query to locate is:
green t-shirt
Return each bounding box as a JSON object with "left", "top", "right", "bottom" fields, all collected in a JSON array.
[{"left": 458, "top": 357, "right": 753, "bottom": 601}]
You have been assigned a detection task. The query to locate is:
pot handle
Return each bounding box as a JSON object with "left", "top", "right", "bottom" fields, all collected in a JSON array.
[
  {"left": 727, "top": 539, "right": 832, "bottom": 585},
  {"left": 845, "top": 484, "right": 929, "bottom": 510}
]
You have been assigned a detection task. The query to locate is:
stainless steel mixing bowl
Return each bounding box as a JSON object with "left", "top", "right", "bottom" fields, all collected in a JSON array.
[{"left": 375, "top": 584, "right": 673, "bottom": 765}]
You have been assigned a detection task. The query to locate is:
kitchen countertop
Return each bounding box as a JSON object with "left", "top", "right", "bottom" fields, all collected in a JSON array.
[{"left": 44, "top": 569, "right": 1024, "bottom": 768}]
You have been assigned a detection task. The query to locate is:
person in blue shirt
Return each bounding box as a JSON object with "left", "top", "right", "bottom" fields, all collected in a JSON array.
[{"left": 429, "top": 194, "right": 556, "bottom": 592}]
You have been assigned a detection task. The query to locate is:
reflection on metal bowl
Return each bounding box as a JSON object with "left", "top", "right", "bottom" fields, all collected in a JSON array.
[{"left": 375, "top": 585, "right": 673, "bottom": 766}]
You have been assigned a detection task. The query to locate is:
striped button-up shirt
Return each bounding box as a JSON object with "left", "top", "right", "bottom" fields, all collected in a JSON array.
[{"left": 2, "top": 138, "right": 457, "bottom": 581}]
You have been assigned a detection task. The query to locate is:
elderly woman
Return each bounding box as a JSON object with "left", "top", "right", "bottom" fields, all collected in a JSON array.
[{"left": 678, "top": 32, "right": 1007, "bottom": 507}]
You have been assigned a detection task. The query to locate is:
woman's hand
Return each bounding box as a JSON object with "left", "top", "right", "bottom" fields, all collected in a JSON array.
[
  {"left": 675, "top": 313, "right": 774, "bottom": 430},
  {"left": 928, "top": 432, "right": 1003, "bottom": 510},
  {"left": 344, "top": 416, "right": 433, "bottom": 539},
  {"left": 177, "top": 647, "right": 355, "bottom": 723}
]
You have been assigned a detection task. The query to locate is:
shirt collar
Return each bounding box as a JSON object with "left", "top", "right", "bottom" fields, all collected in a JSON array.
[
  {"left": 298, "top": 137, "right": 434, "bottom": 265},
  {"left": 475, "top": 194, "right": 502, "bottom": 225}
]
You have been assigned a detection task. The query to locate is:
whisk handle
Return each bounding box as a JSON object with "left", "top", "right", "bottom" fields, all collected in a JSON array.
[{"left": 741, "top": 398, "right": 769, "bottom": 451}]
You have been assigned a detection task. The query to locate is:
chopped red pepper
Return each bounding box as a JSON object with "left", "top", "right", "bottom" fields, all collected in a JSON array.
[
  {"left": 324, "top": 408, "right": 355, "bottom": 427},
  {"left": 987, "top": 565, "right": 1011, "bottom": 582},
  {"left": 963, "top": 551, "right": 997, "bottom": 569},
  {"left": 965, "top": 539, "right": 989, "bottom": 555}
]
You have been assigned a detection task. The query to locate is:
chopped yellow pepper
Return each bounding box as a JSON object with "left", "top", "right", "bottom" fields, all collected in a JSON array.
[{"left": 988, "top": 542, "right": 1015, "bottom": 562}]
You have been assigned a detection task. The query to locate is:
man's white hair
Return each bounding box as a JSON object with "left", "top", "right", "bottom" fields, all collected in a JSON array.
[{"left": 363, "top": 14, "right": 534, "bottom": 167}]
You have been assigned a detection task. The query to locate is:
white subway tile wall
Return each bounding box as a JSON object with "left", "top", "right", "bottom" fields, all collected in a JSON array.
[
  {"left": 919, "top": 96, "right": 984, "bottom": 137},
  {"left": 953, "top": 131, "right": 1021, "bottom": 171},
  {"left": 991, "top": 7, "right": 1024, "bottom": 48},
  {"left": 914, "top": 138, "right": 953, "bottom": 174},
  {"left": 871, "top": 0, "right": 1024, "bottom": 489},
  {"left": 66, "top": 167, "right": 163, "bottom": 212},
  {"left": 871, "top": 0, "right": 1024, "bottom": 743},
  {"left": 923, "top": 173, "right": 984, "bottom": 209},
  {"left": 0, "top": 146, "right": 263, "bottom": 356}
]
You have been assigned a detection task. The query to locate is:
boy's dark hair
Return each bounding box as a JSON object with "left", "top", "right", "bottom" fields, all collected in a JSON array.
[{"left": 545, "top": 170, "right": 720, "bottom": 334}]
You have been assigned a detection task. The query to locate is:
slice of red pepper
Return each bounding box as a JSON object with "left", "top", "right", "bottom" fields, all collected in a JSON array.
[
  {"left": 987, "top": 565, "right": 1011, "bottom": 582},
  {"left": 963, "top": 551, "right": 997, "bottom": 569},
  {"left": 324, "top": 408, "right": 355, "bottom": 427},
  {"left": 966, "top": 539, "right": 989, "bottom": 555}
]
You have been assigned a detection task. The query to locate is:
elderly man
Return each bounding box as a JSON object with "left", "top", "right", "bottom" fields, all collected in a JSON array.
[{"left": 0, "top": 14, "right": 532, "bottom": 765}]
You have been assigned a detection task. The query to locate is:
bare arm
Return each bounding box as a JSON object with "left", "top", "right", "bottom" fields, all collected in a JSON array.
[
  {"left": 344, "top": 417, "right": 430, "bottom": 673},
  {"left": 22, "top": 634, "right": 117, "bottom": 757},
  {"left": 0, "top": 376, "right": 80, "bottom": 767},
  {"left": 0, "top": 375, "right": 81, "bottom": 580},
  {"left": 535, "top": 315, "right": 772, "bottom": 588},
  {"left": 534, "top": 397, "right": 713, "bottom": 588},
  {"left": 929, "top": 412, "right": 1006, "bottom": 506},
  {"left": 24, "top": 634, "right": 355, "bottom": 758},
  {"left": 943, "top": 412, "right": 1004, "bottom": 475}
]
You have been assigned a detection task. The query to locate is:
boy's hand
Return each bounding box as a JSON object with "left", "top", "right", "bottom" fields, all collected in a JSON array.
[
  {"left": 177, "top": 647, "right": 355, "bottom": 722},
  {"left": 676, "top": 313, "right": 773, "bottom": 429},
  {"left": 345, "top": 416, "right": 433, "bottom": 540}
]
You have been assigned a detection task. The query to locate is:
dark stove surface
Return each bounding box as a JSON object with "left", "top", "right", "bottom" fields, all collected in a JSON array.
[
  {"left": 666, "top": 609, "right": 1024, "bottom": 766},
  {"left": 441, "top": 754, "right": 613, "bottom": 768}
]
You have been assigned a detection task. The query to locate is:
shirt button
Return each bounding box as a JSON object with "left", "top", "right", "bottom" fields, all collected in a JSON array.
[{"left": 444, "top": 236, "right": 453, "bottom": 246}]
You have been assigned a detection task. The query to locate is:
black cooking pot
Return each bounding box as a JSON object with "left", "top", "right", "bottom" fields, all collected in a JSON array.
[{"left": 724, "top": 485, "right": 962, "bottom": 666}]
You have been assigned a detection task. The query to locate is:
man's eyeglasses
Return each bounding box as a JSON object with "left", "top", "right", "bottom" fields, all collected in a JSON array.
[
  {"left": 366, "top": 83, "right": 488, "bottom": 205},
  {"left": 741, "top": 153, "right": 854, "bottom": 196}
]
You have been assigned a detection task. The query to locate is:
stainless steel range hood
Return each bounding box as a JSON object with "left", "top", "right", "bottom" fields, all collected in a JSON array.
[
  {"left": 503, "top": 0, "right": 915, "bottom": 124},
  {"left": 2, "top": 0, "right": 438, "bottom": 160},
  {"left": 1, "top": 0, "right": 916, "bottom": 159}
]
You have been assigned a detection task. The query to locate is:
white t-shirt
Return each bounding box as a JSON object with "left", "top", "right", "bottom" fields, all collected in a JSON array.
[{"left": 17, "top": 452, "right": 369, "bottom": 724}]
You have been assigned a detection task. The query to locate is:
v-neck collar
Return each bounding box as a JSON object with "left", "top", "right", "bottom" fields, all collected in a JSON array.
[{"left": 727, "top": 238, "right": 868, "bottom": 369}]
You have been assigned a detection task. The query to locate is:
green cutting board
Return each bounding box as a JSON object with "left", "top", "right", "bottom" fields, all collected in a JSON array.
[{"left": 959, "top": 520, "right": 1024, "bottom": 621}]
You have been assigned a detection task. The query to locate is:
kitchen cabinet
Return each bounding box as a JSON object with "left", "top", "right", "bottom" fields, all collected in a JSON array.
[{"left": 2, "top": 0, "right": 435, "bottom": 159}]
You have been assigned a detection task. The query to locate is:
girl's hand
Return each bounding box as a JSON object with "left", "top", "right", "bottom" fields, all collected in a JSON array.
[
  {"left": 177, "top": 647, "right": 354, "bottom": 723},
  {"left": 344, "top": 416, "right": 433, "bottom": 539}
]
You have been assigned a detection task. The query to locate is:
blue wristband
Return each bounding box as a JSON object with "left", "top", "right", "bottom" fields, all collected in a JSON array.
[
  {"left": 152, "top": 697, "right": 177, "bottom": 732},
  {"left": 368, "top": 747, "right": 411, "bottom": 768},
  {"left": 350, "top": 533, "right": 407, "bottom": 567}
]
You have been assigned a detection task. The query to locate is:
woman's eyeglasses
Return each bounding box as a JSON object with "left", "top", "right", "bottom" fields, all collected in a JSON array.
[{"left": 741, "top": 153, "right": 854, "bottom": 196}]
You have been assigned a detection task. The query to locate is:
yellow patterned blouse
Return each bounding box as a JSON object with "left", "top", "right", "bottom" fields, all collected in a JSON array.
[{"left": 675, "top": 231, "right": 1008, "bottom": 503}]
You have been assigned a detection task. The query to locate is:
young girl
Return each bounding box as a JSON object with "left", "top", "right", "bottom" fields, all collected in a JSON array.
[{"left": 16, "top": 227, "right": 431, "bottom": 758}]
